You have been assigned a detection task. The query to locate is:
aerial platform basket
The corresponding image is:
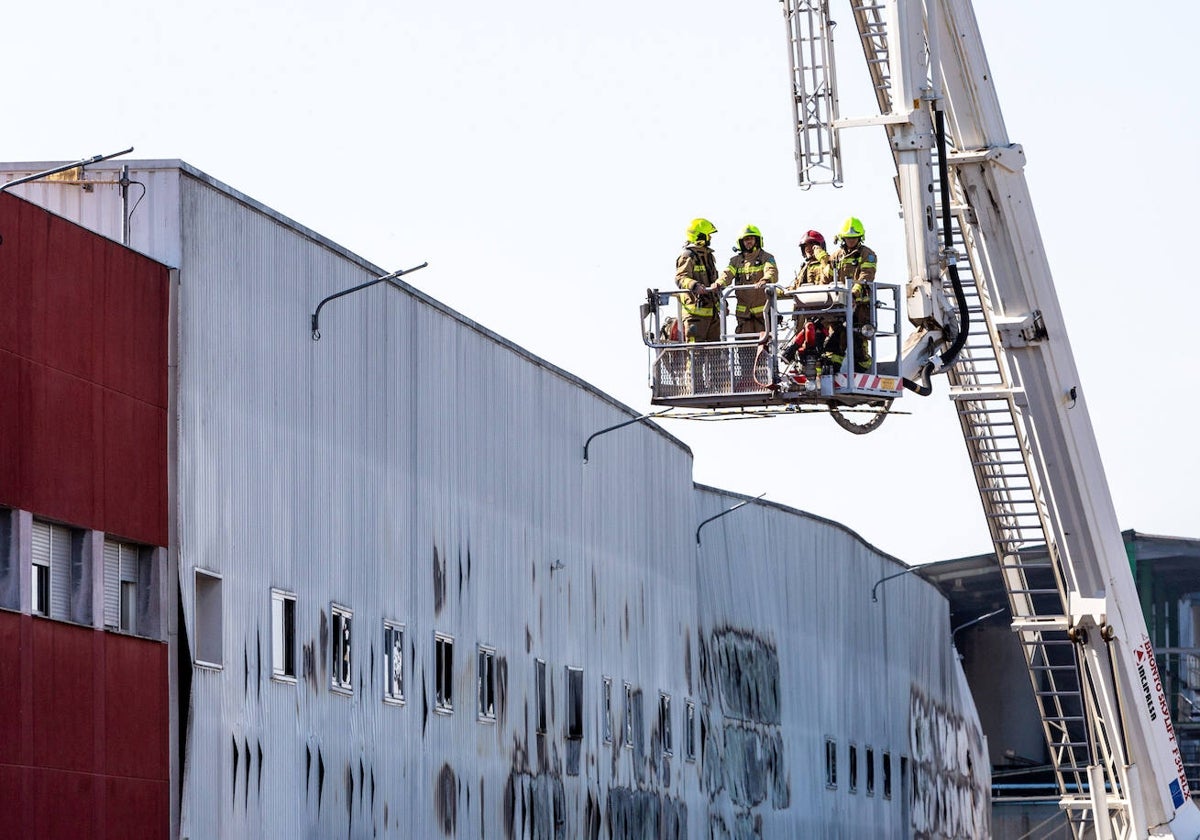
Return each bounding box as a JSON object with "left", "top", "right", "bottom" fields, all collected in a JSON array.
[{"left": 640, "top": 283, "right": 904, "bottom": 432}]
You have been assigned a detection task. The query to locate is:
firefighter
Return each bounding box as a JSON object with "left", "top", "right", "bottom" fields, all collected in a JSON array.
[
  {"left": 828, "top": 216, "right": 876, "bottom": 372},
  {"left": 675, "top": 218, "right": 726, "bottom": 343},
  {"left": 721, "top": 224, "right": 778, "bottom": 335},
  {"left": 781, "top": 229, "right": 833, "bottom": 364}
]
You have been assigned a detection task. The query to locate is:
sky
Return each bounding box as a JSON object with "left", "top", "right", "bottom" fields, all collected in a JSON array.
[{"left": 5, "top": 0, "right": 1199, "bottom": 566}]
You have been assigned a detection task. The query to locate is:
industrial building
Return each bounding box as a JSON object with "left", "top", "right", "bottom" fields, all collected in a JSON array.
[{"left": 1, "top": 159, "right": 987, "bottom": 838}]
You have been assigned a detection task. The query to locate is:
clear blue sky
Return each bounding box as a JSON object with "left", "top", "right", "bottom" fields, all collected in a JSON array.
[{"left": 6, "top": 0, "right": 1198, "bottom": 564}]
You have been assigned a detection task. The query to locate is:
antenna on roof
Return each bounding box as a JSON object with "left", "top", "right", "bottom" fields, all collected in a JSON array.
[{"left": 0, "top": 146, "right": 134, "bottom": 194}]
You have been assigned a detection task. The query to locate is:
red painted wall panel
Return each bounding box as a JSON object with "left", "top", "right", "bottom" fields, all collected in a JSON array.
[
  {"left": 33, "top": 767, "right": 98, "bottom": 840},
  {"left": 102, "top": 389, "right": 169, "bottom": 546},
  {"left": 0, "top": 610, "right": 25, "bottom": 765},
  {"left": 32, "top": 618, "right": 97, "bottom": 773},
  {"left": 104, "top": 626, "right": 169, "bottom": 779},
  {"left": 20, "top": 361, "right": 100, "bottom": 529},
  {"left": 105, "top": 776, "right": 171, "bottom": 839},
  {"left": 0, "top": 191, "right": 169, "bottom": 547},
  {"left": 0, "top": 191, "right": 171, "bottom": 840},
  {"left": 0, "top": 613, "right": 169, "bottom": 840}
]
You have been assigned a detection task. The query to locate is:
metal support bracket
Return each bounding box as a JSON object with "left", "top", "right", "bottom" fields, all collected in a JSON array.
[
  {"left": 994, "top": 310, "right": 1047, "bottom": 348},
  {"left": 582, "top": 410, "right": 671, "bottom": 463},
  {"left": 695, "top": 493, "right": 766, "bottom": 547},
  {"left": 311, "top": 262, "right": 428, "bottom": 340}
]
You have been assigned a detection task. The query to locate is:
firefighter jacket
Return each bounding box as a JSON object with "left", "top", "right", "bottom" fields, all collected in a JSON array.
[
  {"left": 831, "top": 242, "right": 877, "bottom": 360},
  {"left": 720, "top": 248, "right": 778, "bottom": 321},
  {"left": 787, "top": 246, "right": 833, "bottom": 291},
  {"left": 832, "top": 242, "right": 877, "bottom": 303},
  {"left": 675, "top": 243, "right": 722, "bottom": 318}
]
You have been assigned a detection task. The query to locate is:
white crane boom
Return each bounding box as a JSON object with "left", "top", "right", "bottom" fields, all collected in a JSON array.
[{"left": 783, "top": 0, "right": 1200, "bottom": 835}]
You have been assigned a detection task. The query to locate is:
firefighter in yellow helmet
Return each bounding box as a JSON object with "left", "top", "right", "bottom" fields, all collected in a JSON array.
[
  {"left": 675, "top": 218, "right": 726, "bottom": 343},
  {"left": 720, "top": 224, "right": 778, "bottom": 335},
  {"left": 828, "top": 216, "right": 877, "bottom": 372}
]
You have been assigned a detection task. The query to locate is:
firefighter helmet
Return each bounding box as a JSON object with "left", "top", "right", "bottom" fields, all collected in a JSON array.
[
  {"left": 836, "top": 217, "right": 865, "bottom": 240},
  {"left": 800, "top": 229, "right": 826, "bottom": 250},
  {"left": 686, "top": 218, "right": 718, "bottom": 244},
  {"left": 738, "top": 224, "right": 763, "bottom": 249}
]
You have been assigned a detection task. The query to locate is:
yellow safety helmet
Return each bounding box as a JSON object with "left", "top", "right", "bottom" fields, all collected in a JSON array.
[
  {"left": 836, "top": 216, "right": 865, "bottom": 240},
  {"left": 686, "top": 218, "right": 718, "bottom": 244},
  {"left": 738, "top": 224, "right": 763, "bottom": 249}
]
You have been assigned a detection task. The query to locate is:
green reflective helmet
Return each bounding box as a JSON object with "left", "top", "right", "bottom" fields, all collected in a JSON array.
[
  {"left": 837, "top": 216, "right": 865, "bottom": 240},
  {"left": 739, "top": 224, "right": 763, "bottom": 249},
  {"left": 686, "top": 218, "right": 718, "bottom": 244}
]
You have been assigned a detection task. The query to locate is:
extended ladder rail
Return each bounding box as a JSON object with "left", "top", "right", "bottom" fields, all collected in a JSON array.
[
  {"left": 782, "top": 0, "right": 843, "bottom": 187},
  {"left": 928, "top": 0, "right": 1199, "bottom": 835}
]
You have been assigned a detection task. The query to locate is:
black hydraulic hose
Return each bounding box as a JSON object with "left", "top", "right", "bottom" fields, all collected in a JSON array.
[
  {"left": 935, "top": 107, "right": 970, "bottom": 369},
  {"left": 903, "top": 361, "right": 934, "bottom": 396}
]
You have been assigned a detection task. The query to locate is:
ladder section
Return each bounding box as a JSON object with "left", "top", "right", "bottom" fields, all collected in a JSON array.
[
  {"left": 848, "top": 1, "right": 893, "bottom": 115},
  {"left": 781, "top": 0, "right": 842, "bottom": 187},
  {"left": 937, "top": 150, "right": 1104, "bottom": 832}
]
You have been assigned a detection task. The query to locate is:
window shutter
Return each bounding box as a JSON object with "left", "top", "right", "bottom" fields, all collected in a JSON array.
[
  {"left": 47, "top": 524, "right": 71, "bottom": 620},
  {"left": 104, "top": 540, "right": 121, "bottom": 627}
]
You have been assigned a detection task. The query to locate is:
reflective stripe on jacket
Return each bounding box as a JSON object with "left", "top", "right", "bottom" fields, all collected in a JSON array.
[
  {"left": 722, "top": 248, "right": 777, "bottom": 317},
  {"left": 832, "top": 243, "right": 877, "bottom": 300},
  {"left": 675, "top": 244, "right": 721, "bottom": 317}
]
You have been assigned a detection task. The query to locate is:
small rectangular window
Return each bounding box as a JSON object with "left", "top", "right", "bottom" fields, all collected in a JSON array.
[
  {"left": 435, "top": 633, "right": 454, "bottom": 713},
  {"left": 602, "top": 677, "right": 613, "bottom": 744},
  {"left": 684, "top": 699, "right": 696, "bottom": 761},
  {"left": 0, "top": 507, "right": 17, "bottom": 611},
  {"left": 271, "top": 590, "right": 296, "bottom": 681},
  {"left": 866, "top": 746, "right": 875, "bottom": 796},
  {"left": 566, "top": 667, "right": 583, "bottom": 741},
  {"left": 849, "top": 743, "right": 858, "bottom": 793},
  {"left": 883, "top": 751, "right": 892, "bottom": 800},
  {"left": 32, "top": 553, "right": 50, "bottom": 616},
  {"left": 478, "top": 645, "right": 497, "bottom": 721},
  {"left": 33, "top": 520, "right": 86, "bottom": 623},
  {"left": 535, "top": 658, "right": 547, "bottom": 734},
  {"left": 104, "top": 539, "right": 149, "bottom": 633},
  {"left": 194, "top": 569, "right": 223, "bottom": 668},
  {"left": 331, "top": 604, "right": 353, "bottom": 692},
  {"left": 825, "top": 738, "right": 837, "bottom": 789},
  {"left": 384, "top": 622, "right": 405, "bottom": 703},
  {"left": 659, "top": 693, "right": 673, "bottom": 756},
  {"left": 623, "top": 682, "right": 634, "bottom": 749}
]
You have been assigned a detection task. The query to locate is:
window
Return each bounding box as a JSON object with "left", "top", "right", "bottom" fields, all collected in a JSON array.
[
  {"left": 866, "top": 746, "right": 875, "bottom": 796},
  {"left": 383, "top": 622, "right": 405, "bottom": 702},
  {"left": 623, "top": 682, "right": 634, "bottom": 748},
  {"left": 684, "top": 699, "right": 696, "bottom": 761},
  {"left": 883, "top": 751, "right": 892, "bottom": 800},
  {"left": 270, "top": 590, "right": 296, "bottom": 681},
  {"left": 478, "top": 645, "right": 497, "bottom": 721},
  {"left": 0, "top": 508, "right": 15, "bottom": 611},
  {"left": 849, "top": 743, "right": 858, "bottom": 793},
  {"left": 566, "top": 667, "right": 583, "bottom": 741},
  {"left": 434, "top": 633, "right": 454, "bottom": 712},
  {"left": 32, "top": 520, "right": 86, "bottom": 623},
  {"left": 194, "top": 569, "right": 223, "bottom": 667},
  {"left": 535, "top": 658, "right": 547, "bottom": 734},
  {"left": 602, "top": 677, "right": 613, "bottom": 744},
  {"left": 104, "top": 539, "right": 155, "bottom": 635},
  {"left": 331, "top": 604, "right": 353, "bottom": 692},
  {"left": 659, "top": 693, "right": 673, "bottom": 756},
  {"left": 825, "top": 738, "right": 837, "bottom": 789}
]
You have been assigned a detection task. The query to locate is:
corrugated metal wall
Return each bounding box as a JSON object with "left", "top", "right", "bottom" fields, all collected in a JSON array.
[
  {"left": 5, "top": 161, "right": 988, "bottom": 839},
  {"left": 694, "top": 489, "right": 989, "bottom": 838}
]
